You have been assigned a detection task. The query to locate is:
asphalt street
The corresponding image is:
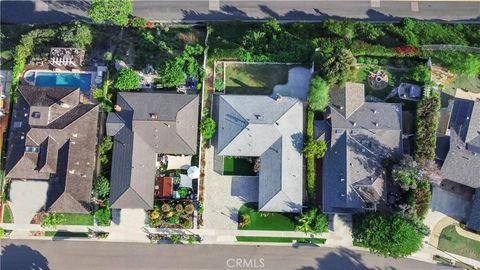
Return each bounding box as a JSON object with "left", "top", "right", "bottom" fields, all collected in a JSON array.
[
  {"left": 1, "top": 239, "right": 454, "bottom": 270},
  {"left": 0, "top": 0, "right": 479, "bottom": 24}
]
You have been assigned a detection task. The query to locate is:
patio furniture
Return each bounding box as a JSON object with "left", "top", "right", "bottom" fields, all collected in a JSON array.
[
  {"left": 180, "top": 174, "right": 193, "bottom": 189},
  {"left": 187, "top": 166, "right": 200, "bottom": 179}
]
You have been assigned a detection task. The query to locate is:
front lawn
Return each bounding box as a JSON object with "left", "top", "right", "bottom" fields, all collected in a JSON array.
[
  {"left": 438, "top": 225, "right": 480, "bottom": 261},
  {"left": 59, "top": 213, "right": 94, "bottom": 225},
  {"left": 238, "top": 202, "right": 296, "bottom": 231},
  {"left": 224, "top": 63, "right": 290, "bottom": 95},
  {"left": 236, "top": 236, "right": 326, "bottom": 244},
  {"left": 2, "top": 205, "right": 11, "bottom": 223},
  {"left": 223, "top": 157, "right": 256, "bottom": 176}
]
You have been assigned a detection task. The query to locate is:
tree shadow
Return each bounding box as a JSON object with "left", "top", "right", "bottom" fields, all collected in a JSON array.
[
  {"left": 291, "top": 132, "right": 304, "bottom": 154},
  {"left": 1, "top": 243, "right": 50, "bottom": 270}
]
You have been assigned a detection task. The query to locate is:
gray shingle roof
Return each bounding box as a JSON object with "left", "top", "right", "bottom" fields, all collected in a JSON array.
[
  {"left": 467, "top": 188, "right": 480, "bottom": 232},
  {"left": 6, "top": 86, "right": 99, "bottom": 214},
  {"left": 440, "top": 98, "right": 480, "bottom": 188},
  {"left": 321, "top": 83, "right": 403, "bottom": 214},
  {"left": 216, "top": 95, "right": 303, "bottom": 213},
  {"left": 108, "top": 92, "right": 199, "bottom": 209}
]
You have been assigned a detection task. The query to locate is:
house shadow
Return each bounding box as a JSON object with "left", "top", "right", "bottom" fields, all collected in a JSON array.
[
  {"left": 1, "top": 0, "right": 88, "bottom": 24},
  {"left": 231, "top": 176, "right": 259, "bottom": 202},
  {"left": 1, "top": 243, "right": 50, "bottom": 270}
]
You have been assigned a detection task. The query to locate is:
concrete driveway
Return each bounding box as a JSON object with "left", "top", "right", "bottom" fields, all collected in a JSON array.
[
  {"left": 204, "top": 147, "right": 258, "bottom": 230},
  {"left": 431, "top": 186, "right": 472, "bottom": 221},
  {"left": 273, "top": 67, "right": 312, "bottom": 101},
  {"left": 9, "top": 180, "right": 49, "bottom": 224}
]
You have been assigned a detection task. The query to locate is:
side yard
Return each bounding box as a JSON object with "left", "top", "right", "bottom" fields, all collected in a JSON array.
[{"left": 438, "top": 225, "right": 480, "bottom": 261}]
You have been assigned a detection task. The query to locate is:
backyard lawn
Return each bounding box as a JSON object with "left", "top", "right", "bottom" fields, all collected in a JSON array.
[
  {"left": 354, "top": 65, "right": 408, "bottom": 100},
  {"left": 238, "top": 202, "right": 296, "bottom": 231},
  {"left": 223, "top": 157, "right": 256, "bottom": 176},
  {"left": 59, "top": 213, "right": 94, "bottom": 226},
  {"left": 224, "top": 63, "right": 290, "bottom": 95},
  {"left": 438, "top": 225, "right": 480, "bottom": 261}
]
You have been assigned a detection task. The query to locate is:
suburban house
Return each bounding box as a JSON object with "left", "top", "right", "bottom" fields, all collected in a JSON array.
[
  {"left": 106, "top": 92, "right": 199, "bottom": 209},
  {"left": 214, "top": 94, "right": 304, "bottom": 213},
  {"left": 5, "top": 86, "right": 99, "bottom": 213},
  {"left": 436, "top": 97, "right": 480, "bottom": 232},
  {"left": 318, "top": 82, "right": 403, "bottom": 214}
]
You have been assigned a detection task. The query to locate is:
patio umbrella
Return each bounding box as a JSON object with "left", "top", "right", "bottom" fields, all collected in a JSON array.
[{"left": 187, "top": 166, "right": 200, "bottom": 179}]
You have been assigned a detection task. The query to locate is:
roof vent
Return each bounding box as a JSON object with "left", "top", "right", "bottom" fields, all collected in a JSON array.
[
  {"left": 339, "top": 106, "right": 344, "bottom": 110},
  {"left": 255, "top": 114, "right": 264, "bottom": 120},
  {"left": 114, "top": 104, "right": 122, "bottom": 112},
  {"left": 352, "top": 122, "right": 357, "bottom": 126},
  {"left": 340, "top": 193, "right": 345, "bottom": 197},
  {"left": 149, "top": 113, "right": 158, "bottom": 119},
  {"left": 374, "top": 122, "right": 379, "bottom": 127},
  {"left": 275, "top": 94, "right": 283, "bottom": 102},
  {"left": 340, "top": 178, "right": 345, "bottom": 182},
  {"left": 373, "top": 109, "right": 377, "bottom": 114}
]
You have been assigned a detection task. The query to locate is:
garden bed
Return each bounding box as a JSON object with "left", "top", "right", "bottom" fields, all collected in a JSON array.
[
  {"left": 45, "top": 231, "right": 90, "bottom": 238},
  {"left": 238, "top": 202, "right": 296, "bottom": 231},
  {"left": 236, "top": 236, "right": 326, "bottom": 244},
  {"left": 438, "top": 225, "right": 480, "bottom": 261},
  {"left": 59, "top": 213, "right": 94, "bottom": 226},
  {"left": 223, "top": 157, "right": 256, "bottom": 176},
  {"left": 148, "top": 201, "right": 195, "bottom": 229}
]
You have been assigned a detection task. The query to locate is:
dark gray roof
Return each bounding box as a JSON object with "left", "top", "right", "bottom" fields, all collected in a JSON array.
[
  {"left": 441, "top": 98, "right": 480, "bottom": 188},
  {"left": 6, "top": 86, "right": 99, "bottom": 214},
  {"left": 216, "top": 95, "right": 303, "bottom": 213},
  {"left": 109, "top": 92, "right": 199, "bottom": 209},
  {"left": 467, "top": 188, "right": 480, "bottom": 232},
  {"left": 322, "top": 83, "right": 403, "bottom": 214}
]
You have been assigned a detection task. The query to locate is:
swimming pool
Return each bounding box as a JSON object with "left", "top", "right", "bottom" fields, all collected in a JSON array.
[{"left": 33, "top": 72, "right": 92, "bottom": 92}]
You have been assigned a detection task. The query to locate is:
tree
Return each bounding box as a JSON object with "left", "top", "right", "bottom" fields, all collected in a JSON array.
[
  {"left": 352, "top": 213, "right": 423, "bottom": 258},
  {"left": 113, "top": 68, "right": 140, "bottom": 91},
  {"left": 41, "top": 212, "right": 66, "bottom": 229},
  {"left": 157, "top": 58, "right": 186, "bottom": 87},
  {"left": 414, "top": 92, "right": 440, "bottom": 161},
  {"left": 322, "top": 49, "right": 357, "bottom": 84},
  {"left": 303, "top": 139, "right": 327, "bottom": 159},
  {"left": 296, "top": 208, "right": 328, "bottom": 233},
  {"left": 88, "top": 0, "right": 133, "bottom": 26},
  {"left": 308, "top": 76, "right": 330, "bottom": 112},
  {"left": 95, "top": 207, "right": 111, "bottom": 226},
  {"left": 99, "top": 136, "right": 113, "bottom": 165},
  {"left": 403, "top": 64, "right": 431, "bottom": 85},
  {"left": 200, "top": 117, "right": 216, "bottom": 140},
  {"left": 58, "top": 21, "right": 92, "bottom": 49},
  {"left": 95, "top": 176, "right": 110, "bottom": 200},
  {"left": 392, "top": 155, "right": 422, "bottom": 190}
]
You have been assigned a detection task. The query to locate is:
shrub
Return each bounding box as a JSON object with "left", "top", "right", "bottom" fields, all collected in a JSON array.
[
  {"left": 403, "top": 64, "right": 431, "bottom": 85},
  {"left": 166, "top": 216, "right": 180, "bottom": 225},
  {"left": 182, "top": 219, "right": 192, "bottom": 229},
  {"left": 161, "top": 203, "right": 171, "bottom": 213},
  {"left": 150, "top": 211, "right": 160, "bottom": 220},
  {"left": 130, "top": 17, "right": 147, "bottom": 28},
  {"left": 239, "top": 214, "right": 251, "bottom": 228},
  {"left": 414, "top": 91, "right": 440, "bottom": 161},
  {"left": 214, "top": 79, "right": 225, "bottom": 92},
  {"left": 95, "top": 207, "right": 111, "bottom": 226},
  {"left": 113, "top": 68, "right": 140, "bottom": 91},
  {"left": 296, "top": 208, "right": 328, "bottom": 233},
  {"left": 88, "top": 0, "right": 133, "bottom": 26},
  {"left": 41, "top": 212, "right": 66, "bottom": 228},
  {"left": 308, "top": 76, "right": 330, "bottom": 112},
  {"left": 0, "top": 227, "right": 4, "bottom": 238},
  {"left": 99, "top": 136, "right": 113, "bottom": 165},
  {"left": 170, "top": 234, "right": 181, "bottom": 244},
  {"left": 303, "top": 139, "right": 327, "bottom": 159},
  {"left": 175, "top": 203, "right": 184, "bottom": 212},
  {"left": 93, "top": 88, "right": 113, "bottom": 112},
  {"left": 200, "top": 117, "right": 216, "bottom": 140},
  {"left": 352, "top": 213, "right": 423, "bottom": 258},
  {"left": 103, "top": 52, "right": 113, "bottom": 61},
  {"left": 178, "top": 188, "right": 189, "bottom": 199},
  {"left": 157, "top": 57, "right": 186, "bottom": 87},
  {"left": 184, "top": 204, "right": 195, "bottom": 215},
  {"left": 95, "top": 175, "right": 110, "bottom": 200}
]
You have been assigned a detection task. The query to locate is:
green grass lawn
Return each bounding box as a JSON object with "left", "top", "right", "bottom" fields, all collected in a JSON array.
[
  {"left": 354, "top": 65, "right": 408, "bottom": 100},
  {"left": 236, "top": 236, "right": 326, "bottom": 244},
  {"left": 59, "top": 213, "right": 94, "bottom": 226},
  {"left": 223, "top": 157, "right": 256, "bottom": 176},
  {"left": 238, "top": 203, "right": 296, "bottom": 231},
  {"left": 438, "top": 225, "right": 480, "bottom": 261},
  {"left": 225, "top": 63, "right": 290, "bottom": 95},
  {"left": 45, "top": 231, "right": 90, "bottom": 237},
  {"left": 2, "top": 206, "right": 11, "bottom": 223}
]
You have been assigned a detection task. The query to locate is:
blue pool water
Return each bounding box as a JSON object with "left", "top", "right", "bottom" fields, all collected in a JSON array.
[{"left": 34, "top": 72, "right": 92, "bottom": 92}]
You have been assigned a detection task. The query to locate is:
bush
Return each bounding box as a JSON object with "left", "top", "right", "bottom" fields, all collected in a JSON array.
[
  {"left": 99, "top": 136, "right": 113, "bottom": 165},
  {"left": 178, "top": 188, "right": 190, "bottom": 198},
  {"left": 296, "top": 208, "right": 328, "bottom": 233},
  {"left": 353, "top": 213, "right": 423, "bottom": 258},
  {"left": 95, "top": 206, "right": 111, "bottom": 226},
  {"left": 157, "top": 57, "right": 186, "bottom": 87},
  {"left": 184, "top": 204, "right": 195, "bottom": 215},
  {"left": 103, "top": 52, "right": 113, "bottom": 61},
  {"left": 113, "top": 68, "right": 140, "bottom": 91},
  {"left": 0, "top": 227, "right": 4, "bottom": 238},
  {"left": 308, "top": 76, "right": 330, "bottom": 112},
  {"left": 130, "top": 17, "right": 147, "bottom": 28},
  {"left": 200, "top": 117, "right": 216, "bottom": 140},
  {"left": 170, "top": 234, "right": 181, "bottom": 244},
  {"left": 161, "top": 203, "right": 171, "bottom": 213},
  {"left": 95, "top": 175, "right": 110, "bottom": 200},
  {"left": 214, "top": 79, "right": 225, "bottom": 92},
  {"left": 239, "top": 214, "right": 251, "bottom": 228},
  {"left": 41, "top": 213, "right": 66, "bottom": 228},
  {"left": 403, "top": 64, "right": 431, "bottom": 85},
  {"left": 303, "top": 139, "right": 327, "bottom": 159},
  {"left": 414, "top": 91, "right": 440, "bottom": 161}
]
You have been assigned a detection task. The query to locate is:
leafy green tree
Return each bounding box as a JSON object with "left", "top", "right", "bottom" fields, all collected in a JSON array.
[
  {"left": 130, "top": 17, "right": 147, "bottom": 28},
  {"left": 200, "top": 117, "right": 216, "bottom": 140},
  {"left": 403, "top": 65, "right": 431, "bottom": 85},
  {"left": 352, "top": 213, "right": 423, "bottom": 258},
  {"left": 308, "top": 76, "right": 330, "bottom": 111},
  {"left": 88, "top": 0, "right": 133, "bottom": 26},
  {"left": 322, "top": 49, "right": 357, "bottom": 84},
  {"left": 99, "top": 136, "right": 113, "bottom": 165},
  {"left": 113, "top": 68, "right": 140, "bottom": 91},
  {"left": 93, "top": 88, "right": 113, "bottom": 112},
  {"left": 95, "top": 176, "right": 110, "bottom": 200},
  {"left": 157, "top": 58, "right": 187, "bottom": 87},
  {"left": 414, "top": 92, "right": 440, "bottom": 161},
  {"left": 303, "top": 139, "right": 327, "bottom": 159},
  {"left": 392, "top": 155, "right": 421, "bottom": 190},
  {"left": 95, "top": 206, "right": 111, "bottom": 226},
  {"left": 296, "top": 208, "right": 328, "bottom": 233},
  {"left": 41, "top": 212, "right": 66, "bottom": 229},
  {"left": 58, "top": 21, "right": 92, "bottom": 49}
]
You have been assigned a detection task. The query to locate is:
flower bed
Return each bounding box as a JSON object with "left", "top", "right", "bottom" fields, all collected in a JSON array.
[{"left": 148, "top": 201, "right": 195, "bottom": 229}]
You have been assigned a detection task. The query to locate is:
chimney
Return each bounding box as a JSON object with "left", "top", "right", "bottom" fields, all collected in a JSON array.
[{"left": 114, "top": 104, "right": 122, "bottom": 112}]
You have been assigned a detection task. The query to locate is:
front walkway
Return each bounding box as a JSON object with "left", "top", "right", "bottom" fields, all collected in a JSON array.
[{"left": 203, "top": 146, "right": 258, "bottom": 230}]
